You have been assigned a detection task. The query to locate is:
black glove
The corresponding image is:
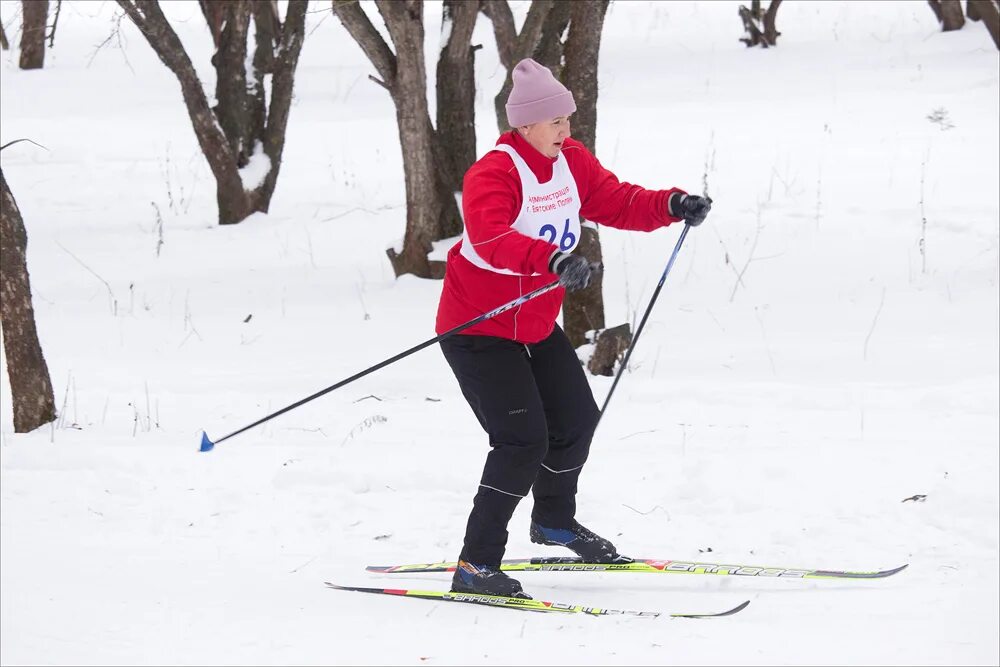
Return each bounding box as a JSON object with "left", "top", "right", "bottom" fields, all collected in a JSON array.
[
  {"left": 549, "top": 252, "right": 601, "bottom": 292},
  {"left": 670, "top": 193, "right": 712, "bottom": 226}
]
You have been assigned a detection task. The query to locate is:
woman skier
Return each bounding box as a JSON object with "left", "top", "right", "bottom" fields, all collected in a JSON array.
[{"left": 435, "top": 58, "right": 712, "bottom": 599}]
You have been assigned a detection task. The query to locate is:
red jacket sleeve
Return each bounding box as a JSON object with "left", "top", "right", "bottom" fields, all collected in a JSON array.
[
  {"left": 563, "top": 140, "right": 686, "bottom": 232},
  {"left": 461, "top": 154, "right": 559, "bottom": 275}
]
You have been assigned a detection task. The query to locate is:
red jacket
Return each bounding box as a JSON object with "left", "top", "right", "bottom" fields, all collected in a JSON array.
[{"left": 435, "top": 131, "right": 686, "bottom": 344}]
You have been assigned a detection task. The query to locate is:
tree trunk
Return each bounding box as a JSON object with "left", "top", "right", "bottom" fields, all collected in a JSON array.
[
  {"left": 967, "top": 0, "right": 1000, "bottom": 48},
  {"left": 333, "top": 0, "right": 462, "bottom": 279},
  {"left": 118, "top": 0, "right": 308, "bottom": 225},
  {"left": 763, "top": 0, "right": 782, "bottom": 43},
  {"left": 213, "top": 1, "right": 257, "bottom": 167},
  {"left": 1, "top": 21, "right": 10, "bottom": 50},
  {"left": 587, "top": 323, "right": 631, "bottom": 376},
  {"left": 560, "top": 0, "right": 608, "bottom": 348},
  {"left": 436, "top": 0, "right": 479, "bottom": 193},
  {"left": 739, "top": 1, "right": 782, "bottom": 47},
  {"left": 257, "top": 0, "right": 308, "bottom": 210},
  {"left": 929, "top": 0, "right": 967, "bottom": 29},
  {"left": 19, "top": 0, "right": 48, "bottom": 70},
  {"left": 371, "top": 1, "right": 438, "bottom": 278},
  {"left": 0, "top": 167, "right": 56, "bottom": 433}
]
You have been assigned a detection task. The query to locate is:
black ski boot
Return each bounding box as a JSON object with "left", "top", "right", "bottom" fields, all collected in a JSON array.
[
  {"left": 451, "top": 560, "right": 531, "bottom": 599},
  {"left": 530, "top": 520, "right": 633, "bottom": 563}
]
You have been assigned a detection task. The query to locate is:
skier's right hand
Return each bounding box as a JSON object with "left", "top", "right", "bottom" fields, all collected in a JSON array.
[{"left": 549, "top": 252, "right": 600, "bottom": 292}]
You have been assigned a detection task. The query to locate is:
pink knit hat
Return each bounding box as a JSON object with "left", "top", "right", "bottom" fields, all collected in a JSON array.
[{"left": 505, "top": 59, "right": 576, "bottom": 128}]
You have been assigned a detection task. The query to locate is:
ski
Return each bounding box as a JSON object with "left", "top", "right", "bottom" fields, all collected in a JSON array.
[
  {"left": 325, "top": 582, "right": 749, "bottom": 618},
  {"left": 367, "top": 557, "right": 908, "bottom": 580}
]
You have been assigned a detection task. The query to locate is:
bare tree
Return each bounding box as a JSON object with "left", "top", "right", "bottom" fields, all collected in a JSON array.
[
  {"left": 116, "top": 0, "right": 308, "bottom": 225},
  {"left": 1, "top": 165, "right": 57, "bottom": 433},
  {"left": 967, "top": 0, "right": 1000, "bottom": 48},
  {"left": 929, "top": 0, "right": 967, "bottom": 30},
  {"left": 19, "top": 0, "right": 48, "bottom": 69},
  {"left": 332, "top": 0, "right": 464, "bottom": 279},
  {"left": 739, "top": 0, "right": 782, "bottom": 47}
]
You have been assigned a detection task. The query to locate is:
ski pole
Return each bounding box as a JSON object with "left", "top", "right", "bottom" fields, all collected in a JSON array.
[
  {"left": 595, "top": 223, "right": 691, "bottom": 431},
  {"left": 200, "top": 279, "right": 562, "bottom": 451}
]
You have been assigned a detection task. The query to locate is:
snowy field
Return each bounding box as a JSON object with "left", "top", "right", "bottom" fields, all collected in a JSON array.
[{"left": 1, "top": 1, "right": 998, "bottom": 665}]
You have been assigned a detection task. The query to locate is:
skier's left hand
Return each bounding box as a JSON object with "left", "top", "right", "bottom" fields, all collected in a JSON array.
[
  {"left": 670, "top": 194, "right": 712, "bottom": 226},
  {"left": 551, "top": 252, "right": 601, "bottom": 292}
]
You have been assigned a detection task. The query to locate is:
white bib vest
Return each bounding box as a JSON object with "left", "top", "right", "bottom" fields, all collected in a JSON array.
[{"left": 460, "top": 143, "right": 582, "bottom": 276}]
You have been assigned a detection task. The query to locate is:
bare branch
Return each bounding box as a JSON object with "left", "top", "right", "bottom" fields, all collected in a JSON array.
[
  {"left": 262, "top": 0, "right": 308, "bottom": 165},
  {"left": 514, "top": 0, "right": 554, "bottom": 62},
  {"left": 479, "top": 0, "right": 516, "bottom": 67},
  {"left": 368, "top": 73, "right": 390, "bottom": 91},
  {"left": 331, "top": 0, "right": 397, "bottom": 88},
  {"left": 47, "top": 0, "right": 62, "bottom": 48},
  {"left": 198, "top": 0, "right": 225, "bottom": 48},
  {"left": 87, "top": 10, "right": 133, "bottom": 72},
  {"left": 441, "top": 0, "right": 478, "bottom": 61}
]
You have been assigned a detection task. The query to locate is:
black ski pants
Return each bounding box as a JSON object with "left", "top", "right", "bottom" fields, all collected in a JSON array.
[{"left": 440, "top": 325, "right": 600, "bottom": 565}]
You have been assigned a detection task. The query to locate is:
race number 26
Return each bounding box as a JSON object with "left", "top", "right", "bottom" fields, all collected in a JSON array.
[{"left": 539, "top": 218, "right": 576, "bottom": 251}]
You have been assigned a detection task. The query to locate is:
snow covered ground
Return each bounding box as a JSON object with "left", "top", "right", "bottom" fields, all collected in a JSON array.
[{"left": 1, "top": 1, "right": 997, "bottom": 665}]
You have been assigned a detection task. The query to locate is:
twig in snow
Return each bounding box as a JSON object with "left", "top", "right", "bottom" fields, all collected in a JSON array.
[
  {"left": 864, "top": 287, "right": 887, "bottom": 361},
  {"left": 919, "top": 149, "right": 930, "bottom": 275},
  {"left": 321, "top": 204, "right": 399, "bottom": 222},
  {"left": 151, "top": 202, "right": 165, "bottom": 257},
  {"left": 754, "top": 305, "right": 777, "bottom": 376},
  {"left": 618, "top": 429, "right": 660, "bottom": 441},
  {"left": 356, "top": 281, "right": 370, "bottom": 321},
  {"left": 622, "top": 503, "right": 667, "bottom": 517},
  {"left": 702, "top": 130, "right": 715, "bottom": 199},
  {"left": 713, "top": 226, "right": 746, "bottom": 293},
  {"left": 815, "top": 165, "right": 823, "bottom": 228},
  {"left": 729, "top": 204, "right": 764, "bottom": 302},
  {"left": 341, "top": 415, "right": 388, "bottom": 446},
  {"left": 57, "top": 370, "right": 72, "bottom": 429},
  {"left": 47, "top": 0, "right": 62, "bottom": 48},
  {"left": 289, "top": 556, "right": 318, "bottom": 573},
  {"left": 56, "top": 241, "right": 118, "bottom": 315}
]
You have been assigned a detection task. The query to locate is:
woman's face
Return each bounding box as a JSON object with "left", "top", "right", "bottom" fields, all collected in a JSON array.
[{"left": 519, "top": 115, "right": 572, "bottom": 158}]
